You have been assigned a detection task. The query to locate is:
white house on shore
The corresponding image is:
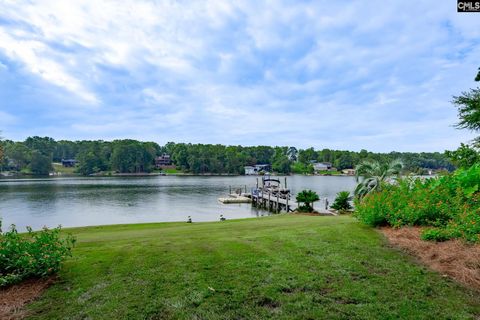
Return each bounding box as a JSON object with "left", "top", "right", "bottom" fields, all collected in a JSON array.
[{"left": 313, "top": 162, "right": 335, "bottom": 172}]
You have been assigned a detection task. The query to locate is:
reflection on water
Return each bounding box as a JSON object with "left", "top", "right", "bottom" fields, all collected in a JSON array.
[{"left": 0, "top": 175, "right": 356, "bottom": 231}]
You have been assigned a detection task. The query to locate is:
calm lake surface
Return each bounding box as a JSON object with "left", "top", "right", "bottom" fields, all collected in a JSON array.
[{"left": 0, "top": 175, "right": 356, "bottom": 231}]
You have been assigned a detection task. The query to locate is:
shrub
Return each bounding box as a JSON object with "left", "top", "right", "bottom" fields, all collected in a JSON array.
[
  {"left": 291, "top": 162, "right": 314, "bottom": 174},
  {"left": 331, "top": 191, "right": 352, "bottom": 212},
  {"left": 354, "top": 164, "right": 480, "bottom": 242},
  {"left": 447, "top": 205, "right": 480, "bottom": 242},
  {"left": 297, "top": 205, "right": 314, "bottom": 213},
  {"left": 353, "top": 192, "right": 389, "bottom": 226},
  {"left": 0, "top": 222, "right": 76, "bottom": 287},
  {"left": 421, "top": 228, "right": 452, "bottom": 242},
  {"left": 296, "top": 190, "right": 319, "bottom": 212}
]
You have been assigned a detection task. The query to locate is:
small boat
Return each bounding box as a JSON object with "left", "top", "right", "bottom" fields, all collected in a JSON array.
[{"left": 258, "top": 176, "right": 291, "bottom": 199}]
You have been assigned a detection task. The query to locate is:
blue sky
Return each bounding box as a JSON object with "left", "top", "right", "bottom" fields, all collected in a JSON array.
[{"left": 0, "top": 1, "right": 479, "bottom": 152}]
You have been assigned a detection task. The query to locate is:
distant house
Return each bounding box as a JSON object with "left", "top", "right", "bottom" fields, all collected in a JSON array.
[
  {"left": 244, "top": 166, "right": 256, "bottom": 175},
  {"left": 342, "top": 168, "right": 355, "bottom": 175},
  {"left": 61, "top": 159, "right": 77, "bottom": 167},
  {"left": 155, "top": 154, "right": 172, "bottom": 169},
  {"left": 7, "top": 159, "right": 19, "bottom": 171},
  {"left": 313, "top": 162, "right": 333, "bottom": 172},
  {"left": 244, "top": 164, "right": 271, "bottom": 175}
]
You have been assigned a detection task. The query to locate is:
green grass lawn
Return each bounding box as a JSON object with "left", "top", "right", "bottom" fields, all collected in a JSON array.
[
  {"left": 315, "top": 170, "right": 343, "bottom": 175},
  {"left": 27, "top": 215, "right": 479, "bottom": 319},
  {"left": 52, "top": 163, "right": 77, "bottom": 175},
  {"left": 162, "top": 168, "right": 183, "bottom": 174}
]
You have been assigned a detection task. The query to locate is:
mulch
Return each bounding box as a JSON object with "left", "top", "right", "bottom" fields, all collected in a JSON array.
[
  {"left": 380, "top": 227, "right": 480, "bottom": 291},
  {"left": 0, "top": 277, "right": 55, "bottom": 320}
]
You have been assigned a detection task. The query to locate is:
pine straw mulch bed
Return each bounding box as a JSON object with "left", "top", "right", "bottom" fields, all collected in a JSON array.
[
  {"left": 380, "top": 227, "right": 480, "bottom": 291},
  {"left": 0, "top": 276, "right": 55, "bottom": 320}
]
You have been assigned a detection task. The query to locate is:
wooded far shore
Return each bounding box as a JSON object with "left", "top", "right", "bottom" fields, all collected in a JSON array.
[{"left": 0, "top": 137, "right": 453, "bottom": 176}]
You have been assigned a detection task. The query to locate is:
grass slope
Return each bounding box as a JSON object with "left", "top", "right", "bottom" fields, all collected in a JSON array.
[
  {"left": 27, "top": 215, "right": 479, "bottom": 319},
  {"left": 52, "top": 163, "right": 77, "bottom": 175}
]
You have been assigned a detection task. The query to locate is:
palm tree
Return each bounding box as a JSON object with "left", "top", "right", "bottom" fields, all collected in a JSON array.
[
  {"left": 296, "top": 189, "right": 320, "bottom": 212},
  {"left": 331, "top": 191, "right": 353, "bottom": 211},
  {"left": 354, "top": 159, "right": 403, "bottom": 199},
  {"left": 287, "top": 147, "right": 298, "bottom": 161}
]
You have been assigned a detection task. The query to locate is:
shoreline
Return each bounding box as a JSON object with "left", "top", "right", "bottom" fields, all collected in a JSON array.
[{"left": 1, "top": 171, "right": 359, "bottom": 178}]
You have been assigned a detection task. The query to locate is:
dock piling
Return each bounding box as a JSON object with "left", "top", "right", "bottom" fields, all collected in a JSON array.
[{"left": 276, "top": 193, "right": 279, "bottom": 213}]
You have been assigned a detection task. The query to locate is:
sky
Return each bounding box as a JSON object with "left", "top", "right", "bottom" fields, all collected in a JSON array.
[{"left": 0, "top": 1, "right": 479, "bottom": 152}]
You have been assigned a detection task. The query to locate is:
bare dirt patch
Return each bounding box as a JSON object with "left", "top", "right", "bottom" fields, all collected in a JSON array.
[
  {"left": 0, "top": 277, "right": 55, "bottom": 320},
  {"left": 380, "top": 227, "right": 480, "bottom": 290}
]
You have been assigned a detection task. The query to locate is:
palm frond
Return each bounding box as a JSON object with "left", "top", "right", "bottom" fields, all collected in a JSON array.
[{"left": 354, "top": 158, "right": 403, "bottom": 199}]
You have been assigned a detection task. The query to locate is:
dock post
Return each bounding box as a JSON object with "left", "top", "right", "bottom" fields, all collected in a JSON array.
[
  {"left": 260, "top": 189, "right": 264, "bottom": 208},
  {"left": 229, "top": 185, "right": 231, "bottom": 195},
  {"left": 286, "top": 196, "right": 289, "bottom": 212},
  {"left": 276, "top": 194, "right": 279, "bottom": 213},
  {"left": 268, "top": 192, "right": 271, "bottom": 211},
  {"left": 284, "top": 177, "right": 287, "bottom": 189}
]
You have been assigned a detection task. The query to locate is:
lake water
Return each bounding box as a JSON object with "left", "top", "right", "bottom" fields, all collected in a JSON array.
[{"left": 0, "top": 175, "right": 356, "bottom": 231}]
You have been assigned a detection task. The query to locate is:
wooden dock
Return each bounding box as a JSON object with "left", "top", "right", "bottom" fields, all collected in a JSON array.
[
  {"left": 249, "top": 192, "right": 295, "bottom": 213},
  {"left": 220, "top": 178, "right": 337, "bottom": 215},
  {"left": 248, "top": 192, "right": 336, "bottom": 215}
]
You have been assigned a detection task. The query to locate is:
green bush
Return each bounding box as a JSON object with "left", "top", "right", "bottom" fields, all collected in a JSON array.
[
  {"left": 331, "top": 191, "right": 352, "bottom": 212},
  {"left": 297, "top": 205, "right": 308, "bottom": 212},
  {"left": 354, "top": 164, "right": 480, "bottom": 242},
  {"left": 296, "top": 189, "right": 319, "bottom": 212},
  {"left": 0, "top": 222, "right": 76, "bottom": 287},
  {"left": 291, "top": 162, "right": 314, "bottom": 174},
  {"left": 421, "top": 228, "right": 453, "bottom": 242}
]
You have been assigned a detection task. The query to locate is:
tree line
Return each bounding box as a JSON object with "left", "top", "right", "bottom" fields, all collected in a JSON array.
[
  {"left": 0, "top": 137, "right": 161, "bottom": 175},
  {"left": 0, "top": 137, "right": 453, "bottom": 176}
]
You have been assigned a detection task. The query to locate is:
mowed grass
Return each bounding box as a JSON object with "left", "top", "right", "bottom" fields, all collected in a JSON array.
[
  {"left": 52, "top": 163, "right": 77, "bottom": 175},
  {"left": 162, "top": 168, "right": 183, "bottom": 174},
  {"left": 27, "top": 215, "right": 479, "bottom": 319}
]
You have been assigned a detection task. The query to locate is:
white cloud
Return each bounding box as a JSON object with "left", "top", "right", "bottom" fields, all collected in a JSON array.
[
  {"left": 0, "top": 1, "right": 479, "bottom": 151},
  {"left": 0, "top": 30, "right": 98, "bottom": 104}
]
